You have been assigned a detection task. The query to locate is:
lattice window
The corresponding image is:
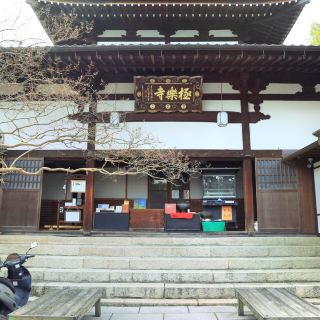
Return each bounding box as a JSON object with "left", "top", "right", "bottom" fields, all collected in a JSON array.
[
  {"left": 3, "top": 159, "right": 43, "bottom": 190},
  {"left": 256, "top": 159, "right": 297, "bottom": 190}
]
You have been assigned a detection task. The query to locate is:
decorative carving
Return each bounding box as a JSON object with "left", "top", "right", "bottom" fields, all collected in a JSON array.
[
  {"left": 248, "top": 78, "right": 269, "bottom": 112},
  {"left": 134, "top": 76, "right": 203, "bottom": 113}
]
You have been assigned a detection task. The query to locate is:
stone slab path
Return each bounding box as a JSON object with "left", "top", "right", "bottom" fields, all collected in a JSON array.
[
  {"left": 84, "top": 304, "right": 320, "bottom": 319},
  {"left": 83, "top": 306, "right": 256, "bottom": 320}
]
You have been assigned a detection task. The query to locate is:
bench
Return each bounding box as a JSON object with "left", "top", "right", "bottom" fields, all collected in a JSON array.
[
  {"left": 236, "top": 288, "right": 320, "bottom": 320},
  {"left": 8, "top": 288, "right": 103, "bottom": 320}
]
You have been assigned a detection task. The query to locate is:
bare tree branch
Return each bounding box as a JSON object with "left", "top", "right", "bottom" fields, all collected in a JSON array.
[{"left": 0, "top": 7, "right": 198, "bottom": 185}]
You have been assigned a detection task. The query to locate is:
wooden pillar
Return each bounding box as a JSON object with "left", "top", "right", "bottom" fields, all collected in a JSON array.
[
  {"left": 240, "top": 74, "right": 255, "bottom": 232},
  {"left": 84, "top": 159, "right": 95, "bottom": 233},
  {"left": 84, "top": 101, "right": 97, "bottom": 233},
  {"left": 243, "top": 158, "right": 255, "bottom": 233},
  {"left": 240, "top": 75, "right": 251, "bottom": 150}
]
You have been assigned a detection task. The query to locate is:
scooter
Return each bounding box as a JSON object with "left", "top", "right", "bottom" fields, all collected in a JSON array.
[{"left": 0, "top": 242, "right": 37, "bottom": 318}]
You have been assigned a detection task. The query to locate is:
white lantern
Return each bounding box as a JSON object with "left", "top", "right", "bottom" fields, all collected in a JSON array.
[
  {"left": 217, "top": 111, "right": 228, "bottom": 127},
  {"left": 217, "top": 82, "right": 228, "bottom": 127}
]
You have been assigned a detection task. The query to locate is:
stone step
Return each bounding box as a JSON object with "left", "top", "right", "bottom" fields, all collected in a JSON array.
[
  {"left": 27, "top": 268, "right": 320, "bottom": 283},
  {"left": 31, "top": 281, "right": 320, "bottom": 299},
  {"left": 23, "top": 255, "right": 320, "bottom": 270},
  {"left": 1, "top": 244, "right": 320, "bottom": 257},
  {"left": 1, "top": 234, "right": 319, "bottom": 247}
]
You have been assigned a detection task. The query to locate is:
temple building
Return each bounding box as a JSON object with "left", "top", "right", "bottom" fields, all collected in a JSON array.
[{"left": 0, "top": 0, "right": 319, "bottom": 235}]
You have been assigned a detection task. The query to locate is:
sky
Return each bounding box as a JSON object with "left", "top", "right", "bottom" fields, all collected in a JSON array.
[{"left": 0, "top": 0, "right": 320, "bottom": 46}]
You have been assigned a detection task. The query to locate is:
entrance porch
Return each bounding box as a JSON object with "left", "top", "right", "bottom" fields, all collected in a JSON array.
[{"left": 0, "top": 147, "right": 318, "bottom": 235}]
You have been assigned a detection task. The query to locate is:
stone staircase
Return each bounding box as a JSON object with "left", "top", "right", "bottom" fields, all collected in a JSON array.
[{"left": 1, "top": 234, "right": 320, "bottom": 305}]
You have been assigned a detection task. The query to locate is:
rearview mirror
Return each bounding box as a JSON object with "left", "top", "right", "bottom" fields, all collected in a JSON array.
[{"left": 30, "top": 242, "right": 38, "bottom": 249}]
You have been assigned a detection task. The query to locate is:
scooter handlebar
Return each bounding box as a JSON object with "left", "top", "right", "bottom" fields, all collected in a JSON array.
[
  {"left": 19, "top": 255, "right": 35, "bottom": 264},
  {"left": 6, "top": 255, "right": 35, "bottom": 267}
]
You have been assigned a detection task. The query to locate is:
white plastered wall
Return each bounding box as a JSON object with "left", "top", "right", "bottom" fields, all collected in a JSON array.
[
  {"left": 4, "top": 82, "right": 318, "bottom": 152},
  {"left": 250, "top": 101, "right": 320, "bottom": 150},
  {"left": 260, "top": 84, "right": 302, "bottom": 94},
  {"left": 0, "top": 101, "right": 87, "bottom": 150},
  {"left": 115, "top": 121, "right": 243, "bottom": 150},
  {"left": 97, "top": 82, "right": 242, "bottom": 150}
]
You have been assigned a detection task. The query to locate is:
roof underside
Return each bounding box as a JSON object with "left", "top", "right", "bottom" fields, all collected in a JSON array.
[
  {"left": 285, "top": 130, "right": 320, "bottom": 162},
  {"left": 49, "top": 44, "right": 320, "bottom": 82},
  {"left": 30, "top": 0, "right": 309, "bottom": 45},
  {"left": 285, "top": 141, "right": 320, "bottom": 163}
]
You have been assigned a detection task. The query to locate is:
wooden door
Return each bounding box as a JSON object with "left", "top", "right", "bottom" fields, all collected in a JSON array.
[
  {"left": 0, "top": 158, "right": 43, "bottom": 231},
  {"left": 148, "top": 178, "right": 167, "bottom": 209},
  {"left": 255, "top": 158, "right": 300, "bottom": 233}
]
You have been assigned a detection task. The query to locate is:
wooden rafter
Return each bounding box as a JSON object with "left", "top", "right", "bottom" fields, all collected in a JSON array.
[{"left": 49, "top": 45, "right": 320, "bottom": 82}]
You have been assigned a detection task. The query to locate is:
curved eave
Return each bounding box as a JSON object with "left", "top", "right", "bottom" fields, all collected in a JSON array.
[
  {"left": 32, "top": 0, "right": 306, "bottom": 5},
  {"left": 47, "top": 44, "right": 320, "bottom": 76},
  {"left": 49, "top": 43, "right": 320, "bottom": 53},
  {"left": 29, "top": 0, "right": 309, "bottom": 45}
]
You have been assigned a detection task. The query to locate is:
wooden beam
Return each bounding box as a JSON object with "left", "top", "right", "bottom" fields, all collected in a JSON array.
[
  {"left": 70, "top": 111, "right": 270, "bottom": 124},
  {"left": 239, "top": 75, "right": 255, "bottom": 233},
  {"left": 243, "top": 158, "right": 255, "bottom": 233},
  {"left": 84, "top": 158, "right": 95, "bottom": 233},
  {"left": 3, "top": 93, "right": 320, "bottom": 103}
]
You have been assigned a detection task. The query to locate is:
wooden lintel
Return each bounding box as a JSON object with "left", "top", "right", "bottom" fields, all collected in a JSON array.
[
  {"left": 3, "top": 93, "right": 320, "bottom": 103},
  {"left": 99, "top": 93, "right": 320, "bottom": 101},
  {"left": 69, "top": 111, "right": 270, "bottom": 124}
]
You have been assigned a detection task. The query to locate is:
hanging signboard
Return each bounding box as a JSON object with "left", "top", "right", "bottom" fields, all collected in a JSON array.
[
  {"left": 134, "top": 76, "right": 203, "bottom": 113},
  {"left": 70, "top": 180, "right": 86, "bottom": 193}
]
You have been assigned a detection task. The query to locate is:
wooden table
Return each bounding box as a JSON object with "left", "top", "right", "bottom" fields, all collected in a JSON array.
[
  {"left": 236, "top": 288, "right": 320, "bottom": 320},
  {"left": 9, "top": 288, "right": 103, "bottom": 320}
]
